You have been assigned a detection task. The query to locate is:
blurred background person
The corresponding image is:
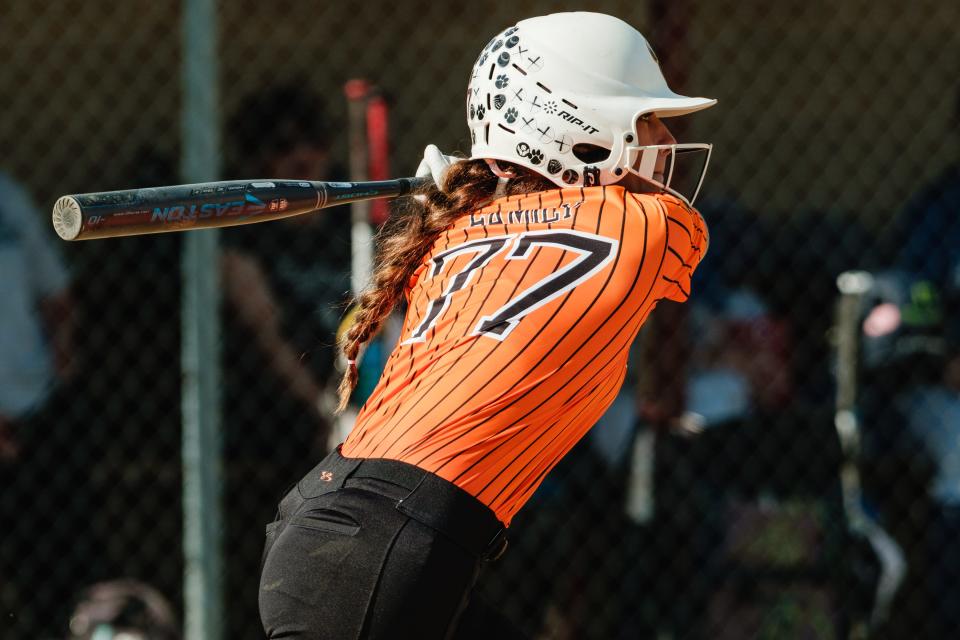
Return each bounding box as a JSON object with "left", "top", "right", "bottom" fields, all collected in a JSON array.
[
  {"left": 897, "top": 315, "right": 960, "bottom": 638},
  {"left": 861, "top": 84, "right": 960, "bottom": 638},
  {"left": 885, "top": 85, "right": 960, "bottom": 288},
  {"left": 66, "top": 579, "right": 180, "bottom": 640},
  {"left": 219, "top": 84, "right": 352, "bottom": 639},
  {"left": 0, "top": 168, "right": 75, "bottom": 633},
  {"left": 0, "top": 169, "right": 73, "bottom": 462}
]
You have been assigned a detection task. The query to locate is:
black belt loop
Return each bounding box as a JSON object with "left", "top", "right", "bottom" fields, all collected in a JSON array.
[{"left": 484, "top": 529, "right": 509, "bottom": 562}]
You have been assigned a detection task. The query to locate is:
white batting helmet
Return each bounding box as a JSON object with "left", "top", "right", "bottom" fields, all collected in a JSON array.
[{"left": 467, "top": 12, "right": 716, "bottom": 204}]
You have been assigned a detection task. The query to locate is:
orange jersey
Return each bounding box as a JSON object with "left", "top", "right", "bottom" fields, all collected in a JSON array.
[{"left": 341, "top": 185, "right": 708, "bottom": 524}]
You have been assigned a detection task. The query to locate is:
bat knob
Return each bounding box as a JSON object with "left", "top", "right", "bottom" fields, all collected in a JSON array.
[{"left": 52, "top": 196, "right": 83, "bottom": 240}]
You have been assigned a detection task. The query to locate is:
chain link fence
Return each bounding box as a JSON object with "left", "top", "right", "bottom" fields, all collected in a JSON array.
[{"left": 2, "top": 0, "right": 958, "bottom": 638}]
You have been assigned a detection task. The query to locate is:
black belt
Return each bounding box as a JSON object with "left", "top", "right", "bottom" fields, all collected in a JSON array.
[{"left": 290, "top": 447, "right": 508, "bottom": 561}]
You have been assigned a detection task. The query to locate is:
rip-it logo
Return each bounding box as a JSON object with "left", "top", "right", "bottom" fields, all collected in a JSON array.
[{"left": 556, "top": 110, "right": 598, "bottom": 135}]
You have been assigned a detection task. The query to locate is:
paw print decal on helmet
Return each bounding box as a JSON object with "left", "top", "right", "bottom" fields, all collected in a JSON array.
[
  {"left": 504, "top": 107, "right": 518, "bottom": 123},
  {"left": 495, "top": 75, "right": 509, "bottom": 89},
  {"left": 515, "top": 142, "right": 544, "bottom": 165},
  {"left": 476, "top": 105, "right": 486, "bottom": 120}
]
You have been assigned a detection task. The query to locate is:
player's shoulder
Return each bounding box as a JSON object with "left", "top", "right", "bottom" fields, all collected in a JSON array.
[
  {"left": 562, "top": 185, "right": 695, "bottom": 214},
  {"left": 618, "top": 189, "right": 691, "bottom": 216}
]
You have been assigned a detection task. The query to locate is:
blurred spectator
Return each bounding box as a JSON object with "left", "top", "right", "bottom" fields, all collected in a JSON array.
[
  {"left": 854, "top": 270, "right": 947, "bottom": 638},
  {"left": 220, "top": 84, "right": 352, "bottom": 639},
  {"left": 899, "top": 344, "right": 960, "bottom": 637},
  {"left": 886, "top": 86, "right": 960, "bottom": 287},
  {"left": 221, "top": 84, "right": 350, "bottom": 449},
  {"left": 67, "top": 579, "right": 180, "bottom": 640},
  {"left": 0, "top": 169, "right": 75, "bottom": 632},
  {"left": 0, "top": 169, "right": 73, "bottom": 462},
  {"left": 865, "top": 86, "right": 960, "bottom": 636},
  {"left": 857, "top": 272, "right": 960, "bottom": 639},
  {"left": 628, "top": 197, "right": 858, "bottom": 638}
]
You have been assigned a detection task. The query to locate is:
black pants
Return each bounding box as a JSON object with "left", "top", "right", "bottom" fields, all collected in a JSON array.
[{"left": 259, "top": 448, "right": 509, "bottom": 640}]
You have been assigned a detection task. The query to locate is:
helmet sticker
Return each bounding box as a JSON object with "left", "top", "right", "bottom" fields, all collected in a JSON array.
[
  {"left": 497, "top": 52, "right": 511, "bottom": 67},
  {"left": 543, "top": 100, "right": 558, "bottom": 115},
  {"left": 493, "top": 94, "right": 506, "bottom": 110},
  {"left": 504, "top": 107, "right": 518, "bottom": 123},
  {"left": 547, "top": 159, "right": 563, "bottom": 174},
  {"left": 521, "top": 52, "right": 544, "bottom": 74},
  {"left": 495, "top": 75, "right": 509, "bottom": 89},
  {"left": 562, "top": 169, "right": 579, "bottom": 184},
  {"left": 506, "top": 35, "right": 520, "bottom": 48},
  {"left": 516, "top": 143, "right": 545, "bottom": 165},
  {"left": 583, "top": 166, "right": 600, "bottom": 186}
]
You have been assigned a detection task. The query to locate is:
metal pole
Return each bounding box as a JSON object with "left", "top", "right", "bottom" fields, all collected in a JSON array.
[
  {"left": 181, "top": 0, "right": 223, "bottom": 639},
  {"left": 834, "top": 270, "right": 873, "bottom": 524},
  {"left": 345, "top": 79, "right": 374, "bottom": 297}
]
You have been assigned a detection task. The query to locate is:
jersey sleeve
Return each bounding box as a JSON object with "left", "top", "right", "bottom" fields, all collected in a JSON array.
[{"left": 630, "top": 193, "right": 709, "bottom": 303}]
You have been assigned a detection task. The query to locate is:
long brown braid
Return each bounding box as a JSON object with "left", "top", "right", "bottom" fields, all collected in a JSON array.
[{"left": 336, "top": 158, "right": 555, "bottom": 412}]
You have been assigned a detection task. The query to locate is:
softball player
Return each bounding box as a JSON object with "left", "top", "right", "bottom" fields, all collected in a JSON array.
[{"left": 259, "top": 12, "right": 716, "bottom": 639}]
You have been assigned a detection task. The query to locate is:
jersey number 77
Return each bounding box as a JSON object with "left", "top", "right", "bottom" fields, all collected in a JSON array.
[{"left": 404, "top": 230, "right": 617, "bottom": 344}]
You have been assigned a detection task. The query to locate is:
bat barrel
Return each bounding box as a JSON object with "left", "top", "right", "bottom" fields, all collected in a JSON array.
[
  {"left": 52, "top": 176, "right": 433, "bottom": 241},
  {"left": 57, "top": 180, "right": 325, "bottom": 241}
]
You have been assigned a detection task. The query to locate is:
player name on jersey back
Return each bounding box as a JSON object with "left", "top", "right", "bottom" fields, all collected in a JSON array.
[{"left": 469, "top": 201, "right": 583, "bottom": 227}]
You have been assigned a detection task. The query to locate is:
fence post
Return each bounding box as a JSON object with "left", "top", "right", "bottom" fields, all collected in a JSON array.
[{"left": 180, "top": 0, "right": 224, "bottom": 639}]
